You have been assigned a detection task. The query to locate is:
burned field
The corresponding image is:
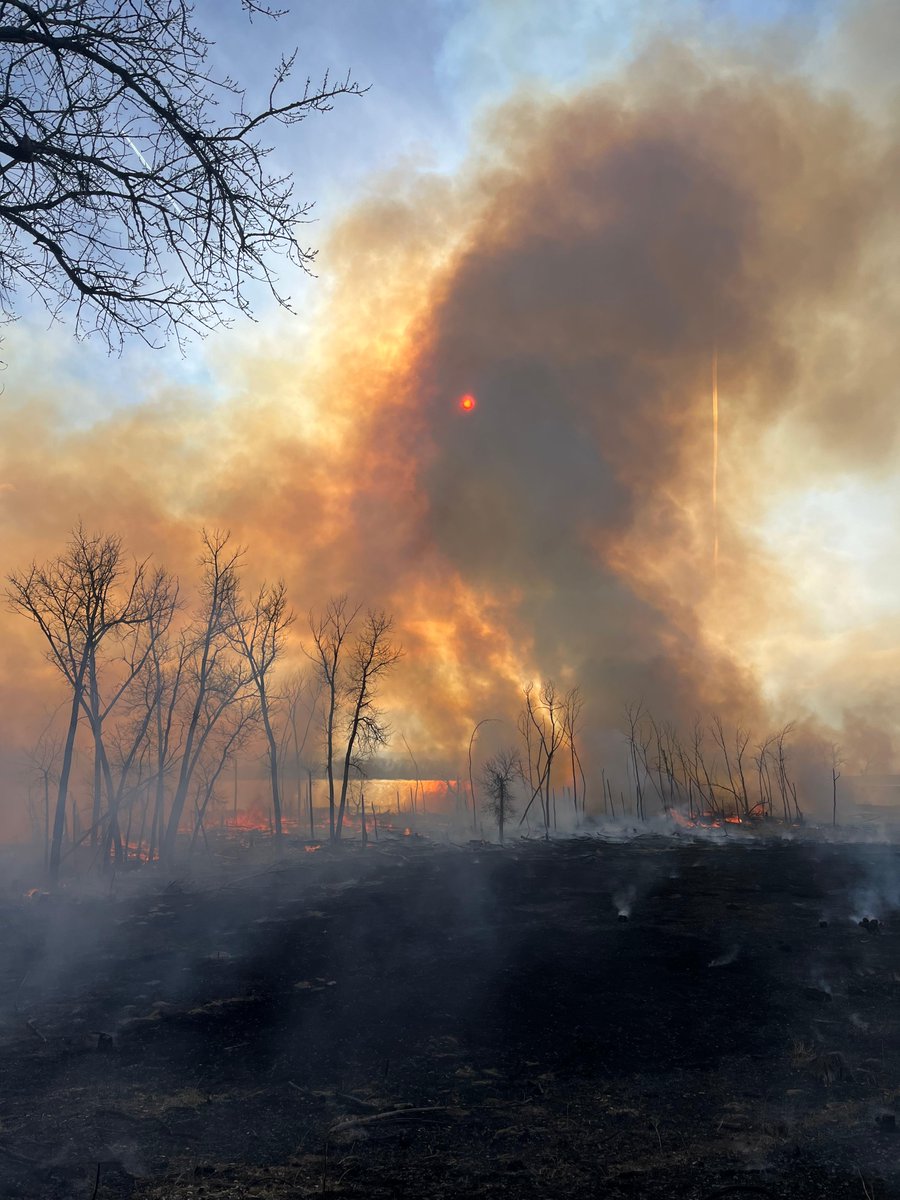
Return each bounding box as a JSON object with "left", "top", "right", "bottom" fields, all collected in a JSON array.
[{"left": 0, "top": 835, "right": 898, "bottom": 1200}]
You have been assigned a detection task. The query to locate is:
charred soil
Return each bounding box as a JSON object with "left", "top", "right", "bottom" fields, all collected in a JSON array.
[{"left": 0, "top": 834, "right": 898, "bottom": 1199}]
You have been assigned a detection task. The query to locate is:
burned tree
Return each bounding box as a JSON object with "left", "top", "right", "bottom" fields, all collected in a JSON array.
[
  {"left": 0, "top": 0, "right": 364, "bottom": 349},
  {"left": 229, "top": 579, "right": 293, "bottom": 841},
  {"left": 831, "top": 744, "right": 843, "bottom": 827},
  {"left": 7, "top": 525, "right": 147, "bottom": 879},
  {"left": 308, "top": 596, "right": 359, "bottom": 840},
  {"left": 161, "top": 530, "right": 251, "bottom": 862},
  {"left": 188, "top": 695, "right": 257, "bottom": 854},
  {"left": 481, "top": 748, "right": 521, "bottom": 844},
  {"left": 23, "top": 719, "right": 60, "bottom": 869},
  {"left": 146, "top": 593, "right": 187, "bottom": 862},
  {"left": 562, "top": 686, "right": 586, "bottom": 817},
  {"left": 334, "top": 610, "right": 401, "bottom": 840},
  {"left": 90, "top": 565, "right": 179, "bottom": 863},
  {"left": 517, "top": 681, "right": 575, "bottom": 837},
  {"left": 279, "top": 669, "right": 322, "bottom": 838},
  {"left": 308, "top": 599, "right": 400, "bottom": 841},
  {"left": 467, "top": 717, "right": 500, "bottom": 833},
  {"left": 624, "top": 701, "right": 647, "bottom": 821}
]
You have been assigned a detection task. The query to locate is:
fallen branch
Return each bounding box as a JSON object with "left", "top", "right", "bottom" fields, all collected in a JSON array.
[{"left": 328, "top": 1105, "right": 452, "bottom": 1134}]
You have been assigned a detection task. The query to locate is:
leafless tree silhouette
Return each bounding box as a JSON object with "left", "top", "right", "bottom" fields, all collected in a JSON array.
[
  {"left": 6, "top": 524, "right": 148, "bottom": 878},
  {"left": 229, "top": 578, "right": 293, "bottom": 840},
  {"left": 161, "top": 529, "right": 252, "bottom": 861},
  {"left": 334, "top": 609, "right": 401, "bottom": 840},
  {"left": 481, "top": 747, "right": 521, "bottom": 845},
  {"left": 308, "top": 599, "right": 401, "bottom": 841},
  {"left": 0, "top": 0, "right": 364, "bottom": 349},
  {"left": 308, "top": 595, "right": 358, "bottom": 840}
]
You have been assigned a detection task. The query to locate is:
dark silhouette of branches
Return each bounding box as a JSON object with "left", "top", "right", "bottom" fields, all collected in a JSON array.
[
  {"left": 335, "top": 609, "right": 402, "bottom": 840},
  {"left": 308, "top": 595, "right": 359, "bottom": 841},
  {"left": 308, "top": 599, "right": 401, "bottom": 841},
  {"left": 481, "top": 747, "right": 521, "bottom": 845},
  {"left": 229, "top": 577, "right": 293, "bottom": 840},
  {"left": 161, "top": 529, "right": 251, "bottom": 861},
  {"left": 0, "top": 0, "right": 364, "bottom": 349},
  {"left": 6, "top": 523, "right": 148, "bottom": 878},
  {"left": 517, "top": 681, "right": 575, "bottom": 838}
]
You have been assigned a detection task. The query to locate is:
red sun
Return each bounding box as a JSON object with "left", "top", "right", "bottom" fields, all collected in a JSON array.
[{"left": 458, "top": 393, "right": 477, "bottom": 412}]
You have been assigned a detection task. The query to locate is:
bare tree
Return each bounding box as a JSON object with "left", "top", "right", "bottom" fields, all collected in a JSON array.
[
  {"left": 772, "top": 723, "right": 800, "bottom": 823},
  {"left": 562, "top": 686, "right": 585, "bottom": 817},
  {"left": 7, "top": 525, "right": 147, "bottom": 879},
  {"left": 93, "top": 565, "right": 179, "bottom": 863},
  {"left": 278, "top": 669, "right": 321, "bottom": 837},
  {"left": 161, "top": 529, "right": 249, "bottom": 861},
  {"left": 308, "top": 595, "right": 358, "bottom": 841},
  {"left": 481, "top": 748, "right": 521, "bottom": 845},
  {"left": 147, "top": 598, "right": 187, "bottom": 861},
  {"left": 466, "top": 718, "right": 499, "bottom": 834},
  {"left": 189, "top": 696, "right": 257, "bottom": 854},
  {"left": 23, "top": 715, "right": 61, "bottom": 868},
  {"left": 754, "top": 733, "right": 776, "bottom": 818},
  {"left": 0, "top": 0, "right": 364, "bottom": 349},
  {"left": 334, "top": 610, "right": 401, "bottom": 840},
  {"left": 229, "top": 578, "right": 293, "bottom": 840},
  {"left": 518, "top": 681, "right": 569, "bottom": 838},
  {"left": 624, "top": 701, "right": 647, "bottom": 821},
  {"left": 831, "top": 744, "right": 843, "bottom": 828}
]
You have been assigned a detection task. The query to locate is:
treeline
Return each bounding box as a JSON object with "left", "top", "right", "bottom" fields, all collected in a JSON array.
[
  {"left": 475, "top": 696, "right": 813, "bottom": 842},
  {"left": 8, "top": 526, "right": 399, "bottom": 879},
  {"left": 621, "top": 701, "right": 806, "bottom": 824}
]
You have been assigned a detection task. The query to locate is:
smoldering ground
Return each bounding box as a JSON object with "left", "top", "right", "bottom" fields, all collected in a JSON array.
[{"left": 2, "top": 834, "right": 900, "bottom": 1198}]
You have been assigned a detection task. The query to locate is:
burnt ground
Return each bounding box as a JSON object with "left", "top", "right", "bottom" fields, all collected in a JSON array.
[{"left": 0, "top": 832, "right": 899, "bottom": 1200}]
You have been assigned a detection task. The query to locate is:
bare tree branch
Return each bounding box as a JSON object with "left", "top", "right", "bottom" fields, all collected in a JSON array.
[{"left": 0, "top": 0, "right": 365, "bottom": 350}]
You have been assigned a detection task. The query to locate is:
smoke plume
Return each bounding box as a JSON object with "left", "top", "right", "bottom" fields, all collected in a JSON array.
[{"left": 3, "top": 15, "right": 900, "bottom": 827}]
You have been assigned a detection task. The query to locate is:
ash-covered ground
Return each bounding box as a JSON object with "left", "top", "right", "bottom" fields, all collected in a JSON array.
[{"left": 0, "top": 831, "right": 898, "bottom": 1199}]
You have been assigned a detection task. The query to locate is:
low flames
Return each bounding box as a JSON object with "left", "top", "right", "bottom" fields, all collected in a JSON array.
[{"left": 669, "top": 806, "right": 768, "bottom": 831}]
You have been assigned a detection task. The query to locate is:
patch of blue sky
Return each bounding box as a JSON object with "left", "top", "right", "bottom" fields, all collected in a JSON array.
[
  {"left": 434, "top": 0, "right": 840, "bottom": 114},
  {"left": 2, "top": 0, "right": 849, "bottom": 425}
]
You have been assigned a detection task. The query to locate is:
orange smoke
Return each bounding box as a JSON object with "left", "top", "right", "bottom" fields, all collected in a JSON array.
[
  {"left": 711, "top": 348, "right": 719, "bottom": 577},
  {"left": 2, "top": 33, "right": 900, "bottom": 836}
]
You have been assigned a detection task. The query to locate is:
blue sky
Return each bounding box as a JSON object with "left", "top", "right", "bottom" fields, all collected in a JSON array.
[{"left": 0, "top": 0, "right": 852, "bottom": 410}]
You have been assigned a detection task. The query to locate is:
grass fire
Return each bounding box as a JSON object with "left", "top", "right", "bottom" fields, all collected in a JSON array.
[{"left": 1, "top": 2, "right": 900, "bottom": 1198}]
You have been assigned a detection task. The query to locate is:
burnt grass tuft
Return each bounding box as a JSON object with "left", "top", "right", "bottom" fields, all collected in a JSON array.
[{"left": 0, "top": 834, "right": 898, "bottom": 1198}]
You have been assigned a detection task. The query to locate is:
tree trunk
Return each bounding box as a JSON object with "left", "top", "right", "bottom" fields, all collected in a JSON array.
[
  {"left": 336, "top": 693, "right": 366, "bottom": 840},
  {"left": 89, "top": 658, "right": 102, "bottom": 846},
  {"left": 50, "top": 658, "right": 88, "bottom": 882},
  {"left": 325, "top": 679, "right": 337, "bottom": 841},
  {"left": 43, "top": 772, "right": 50, "bottom": 870},
  {"left": 260, "top": 696, "right": 282, "bottom": 840}
]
